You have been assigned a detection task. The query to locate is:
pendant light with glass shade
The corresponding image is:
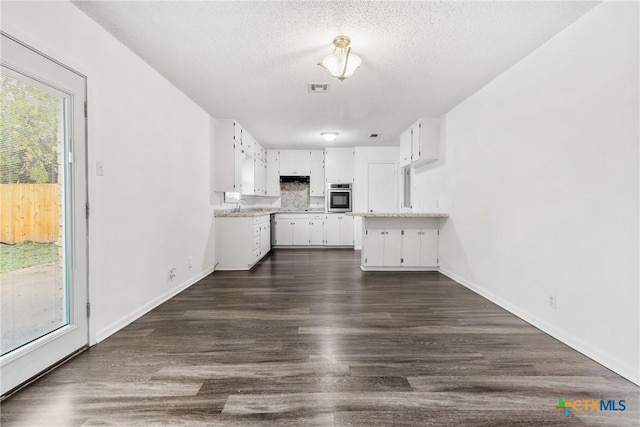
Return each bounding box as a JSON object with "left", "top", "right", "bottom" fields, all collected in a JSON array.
[{"left": 317, "top": 35, "right": 362, "bottom": 81}]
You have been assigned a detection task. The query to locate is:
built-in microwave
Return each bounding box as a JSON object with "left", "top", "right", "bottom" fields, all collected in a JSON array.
[{"left": 327, "top": 183, "right": 352, "bottom": 212}]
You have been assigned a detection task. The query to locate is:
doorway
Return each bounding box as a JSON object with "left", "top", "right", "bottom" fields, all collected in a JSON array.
[{"left": 0, "top": 33, "right": 88, "bottom": 396}]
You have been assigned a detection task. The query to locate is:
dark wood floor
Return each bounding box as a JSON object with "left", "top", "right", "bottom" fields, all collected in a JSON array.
[{"left": 2, "top": 249, "right": 638, "bottom": 426}]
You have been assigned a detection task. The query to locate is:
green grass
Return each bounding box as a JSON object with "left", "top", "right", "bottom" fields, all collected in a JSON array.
[{"left": 0, "top": 242, "right": 59, "bottom": 272}]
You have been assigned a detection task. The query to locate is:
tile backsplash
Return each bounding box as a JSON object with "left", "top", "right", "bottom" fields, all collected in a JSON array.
[{"left": 280, "top": 182, "right": 309, "bottom": 209}]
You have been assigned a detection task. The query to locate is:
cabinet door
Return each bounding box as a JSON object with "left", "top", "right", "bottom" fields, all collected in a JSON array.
[
  {"left": 266, "top": 161, "right": 280, "bottom": 196},
  {"left": 310, "top": 150, "right": 324, "bottom": 163},
  {"left": 399, "top": 127, "right": 412, "bottom": 167},
  {"left": 260, "top": 222, "right": 271, "bottom": 254},
  {"left": 309, "top": 220, "right": 324, "bottom": 245},
  {"left": 402, "top": 229, "right": 422, "bottom": 266},
  {"left": 384, "top": 229, "right": 403, "bottom": 266},
  {"left": 255, "top": 162, "right": 266, "bottom": 195},
  {"left": 309, "top": 161, "right": 325, "bottom": 197},
  {"left": 233, "top": 121, "right": 242, "bottom": 146},
  {"left": 233, "top": 144, "right": 245, "bottom": 193},
  {"left": 266, "top": 150, "right": 280, "bottom": 164},
  {"left": 295, "top": 151, "right": 311, "bottom": 175},
  {"left": 241, "top": 153, "right": 255, "bottom": 195},
  {"left": 420, "top": 229, "right": 439, "bottom": 267},
  {"left": 292, "top": 220, "right": 310, "bottom": 245},
  {"left": 364, "top": 229, "right": 385, "bottom": 266},
  {"left": 325, "top": 148, "right": 354, "bottom": 183},
  {"left": 413, "top": 118, "right": 441, "bottom": 165},
  {"left": 339, "top": 215, "right": 354, "bottom": 246},
  {"left": 410, "top": 121, "right": 420, "bottom": 164},
  {"left": 324, "top": 215, "right": 340, "bottom": 246},
  {"left": 274, "top": 220, "right": 292, "bottom": 245},
  {"left": 279, "top": 150, "right": 296, "bottom": 175}
]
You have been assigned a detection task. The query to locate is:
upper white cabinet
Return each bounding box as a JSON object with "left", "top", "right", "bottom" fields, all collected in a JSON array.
[
  {"left": 214, "top": 118, "right": 267, "bottom": 195},
  {"left": 325, "top": 147, "right": 354, "bottom": 183},
  {"left": 310, "top": 150, "right": 325, "bottom": 197},
  {"left": 266, "top": 150, "right": 280, "bottom": 197},
  {"left": 399, "top": 127, "right": 413, "bottom": 168},
  {"left": 399, "top": 118, "right": 441, "bottom": 168},
  {"left": 279, "top": 150, "right": 311, "bottom": 175}
]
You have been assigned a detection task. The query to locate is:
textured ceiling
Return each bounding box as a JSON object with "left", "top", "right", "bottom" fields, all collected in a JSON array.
[{"left": 72, "top": 1, "right": 599, "bottom": 149}]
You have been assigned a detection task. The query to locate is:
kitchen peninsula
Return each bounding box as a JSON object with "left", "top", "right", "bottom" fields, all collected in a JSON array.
[{"left": 349, "top": 212, "right": 449, "bottom": 271}]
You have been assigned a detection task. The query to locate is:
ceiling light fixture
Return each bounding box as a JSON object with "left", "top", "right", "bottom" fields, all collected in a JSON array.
[
  {"left": 317, "top": 35, "right": 362, "bottom": 81},
  {"left": 321, "top": 132, "right": 339, "bottom": 142}
]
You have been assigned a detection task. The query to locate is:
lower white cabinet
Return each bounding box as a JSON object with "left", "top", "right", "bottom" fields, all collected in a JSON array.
[
  {"left": 274, "top": 213, "right": 351, "bottom": 246},
  {"left": 274, "top": 213, "right": 325, "bottom": 246},
  {"left": 363, "top": 229, "right": 402, "bottom": 267},
  {"left": 363, "top": 227, "right": 438, "bottom": 269},
  {"left": 402, "top": 228, "right": 438, "bottom": 267},
  {"left": 324, "top": 214, "right": 354, "bottom": 246},
  {"left": 215, "top": 214, "right": 271, "bottom": 270}
]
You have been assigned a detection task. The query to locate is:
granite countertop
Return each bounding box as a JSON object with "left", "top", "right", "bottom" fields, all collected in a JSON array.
[
  {"left": 348, "top": 212, "right": 449, "bottom": 218},
  {"left": 215, "top": 208, "right": 325, "bottom": 217}
]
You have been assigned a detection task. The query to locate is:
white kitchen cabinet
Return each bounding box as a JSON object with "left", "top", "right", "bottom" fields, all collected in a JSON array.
[
  {"left": 214, "top": 119, "right": 241, "bottom": 192},
  {"left": 274, "top": 217, "right": 294, "bottom": 245},
  {"left": 214, "top": 118, "right": 268, "bottom": 195},
  {"left": 253, "top": 160, "right": 267, "bottom": 196},
  {"left": 363, "top": 229, "right": 402, "bottom": 267},
  {"left": 399, "top": 127, "right": 413, "bottom": 168},
  {"left": 310, "top": 150, "right": 325, "bottom": 197},
  {"left": 279, "top": 150, "right": 311, "bottom": 176},
  {"left": 215, "top": 214, "right": 271, "bottom": 270},
  {"left": 325, "top": 148, "right": 354, "bottom": 183},
  {"left": 292, "top": 220, "right": 310, "bottom": 245},
  {"left": 324, "top": 214, "right": 354, "bottom": 246},
  {"left": 274, "top": 213, "right": 326, "bottom": 246},
  {"left": 399, "top": 118, "right": 441, "bottom": 168},
  {"left": 266, "top": 150, "right": 280, "bottom": 197},
  {"left": 402, "top": 228, "right": 438, "bottom": 267},
  {"left": 309, "top": 218, "right": 324, "bottom": 245}
]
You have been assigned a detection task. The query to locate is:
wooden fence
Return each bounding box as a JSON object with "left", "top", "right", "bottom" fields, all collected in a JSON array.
[{"left": 0, "top": 184, "right": 60, "bottom": 244}]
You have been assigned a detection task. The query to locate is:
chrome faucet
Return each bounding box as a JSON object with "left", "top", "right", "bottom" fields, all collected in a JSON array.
[{"left": 234, "top": 198, "right": 248, "bottom": 212}]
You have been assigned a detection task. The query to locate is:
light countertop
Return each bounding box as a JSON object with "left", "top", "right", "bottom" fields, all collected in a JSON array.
[
  {"left": 348, "top": 212, "right": 449, "bottom": 218},
  {"left": 215, "top": 208, "right": 325, "bottom": 217}
]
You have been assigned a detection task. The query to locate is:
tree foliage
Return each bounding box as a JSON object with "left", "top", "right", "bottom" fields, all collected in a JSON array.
[{"left": 0, "top": 73, "right": 61, "bottom": 184}]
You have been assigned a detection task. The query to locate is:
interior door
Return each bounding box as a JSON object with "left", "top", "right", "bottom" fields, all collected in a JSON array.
[
  {"left": 368, "top": 163, "right": 397, "bottom": 213},
  {"left": 0, "top": 33, "right": 88, "bottom": 396}
]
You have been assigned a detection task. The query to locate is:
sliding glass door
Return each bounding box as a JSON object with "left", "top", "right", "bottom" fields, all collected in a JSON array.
[{"left": 0, "top": 33, "right": 88, "bottom": 396}]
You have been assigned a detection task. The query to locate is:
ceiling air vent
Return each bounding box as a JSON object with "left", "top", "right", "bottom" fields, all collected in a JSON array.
[{"left": 307, "top": 83, "right": 330, "bottom": 93}]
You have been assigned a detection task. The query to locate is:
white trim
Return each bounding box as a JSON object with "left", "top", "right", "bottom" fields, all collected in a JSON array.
[
  {"left": 93, "top": 267, "right": 214, "bottom": 344},
  {"left": 361, "top": 266, "right": 439, "bottom": 272},
  {"left": 439, "top": 268, "right": 640, "bottom": 386}
]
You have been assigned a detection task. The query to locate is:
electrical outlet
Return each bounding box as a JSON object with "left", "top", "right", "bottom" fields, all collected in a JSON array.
[
  {"left": 548, "top": 294, "right": 556, "bottom": 310},
  {"left": 169, "top": 267, "right": 176, "bottom": 279},
  {"left": 188, "top": 257, "right": 193, "bottom": 268}
]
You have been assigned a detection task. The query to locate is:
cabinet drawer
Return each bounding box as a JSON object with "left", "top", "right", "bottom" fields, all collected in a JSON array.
[
  {"left": 253, "top": 225, "right": 261, "bottom": 237},
  {"left": 253, "top": 236, "right": 260, "bottom": 250},
  {"left": 253, "top": 248, "right": 261, "bottom": 261}
]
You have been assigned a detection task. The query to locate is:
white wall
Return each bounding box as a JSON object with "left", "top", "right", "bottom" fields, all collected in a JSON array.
[
  {"left": 353, "top": 147, "right": 400, "bottom": 248},
  {"left": 415, "top": 1, "right": 639, "bottom": 384},
  {"left": 2, "top": 1, "right": 216, "bottom": 343}
]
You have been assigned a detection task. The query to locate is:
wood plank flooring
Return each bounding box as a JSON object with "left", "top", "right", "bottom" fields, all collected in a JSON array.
[{"left": 2, "top": 249, "right": 638, "bottom": 426}]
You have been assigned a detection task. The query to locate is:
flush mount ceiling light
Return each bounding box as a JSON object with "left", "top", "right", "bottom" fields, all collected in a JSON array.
[
  {"left": 317, "top": 35, "right": 362, "bottom": 81},
  {"left": 320, "top": 132, "right": 339, "bottom": 142}
]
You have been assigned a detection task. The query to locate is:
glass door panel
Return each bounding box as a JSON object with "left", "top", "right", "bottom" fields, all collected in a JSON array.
[{"left": 0, "top": 72, "right": 69, "bottom": 356}]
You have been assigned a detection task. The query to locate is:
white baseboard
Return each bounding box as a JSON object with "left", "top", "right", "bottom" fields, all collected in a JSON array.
[
  {"left": 361, "top": 266, "right": 439, "bottom": 272},
  {"left": 439, "top": 268, "right": 640, "bottom": 386},
  {"left": 94, "top": 267, "right": 214, "bottom": 344}
]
